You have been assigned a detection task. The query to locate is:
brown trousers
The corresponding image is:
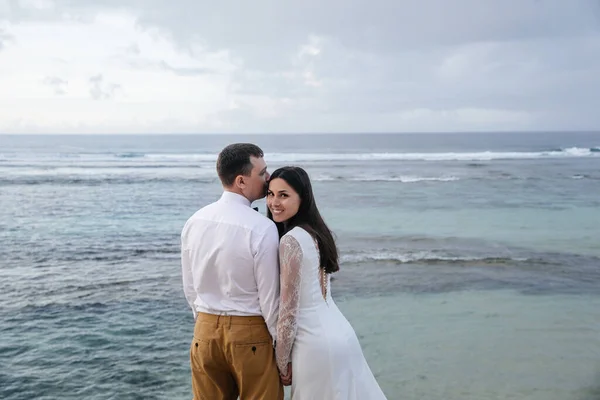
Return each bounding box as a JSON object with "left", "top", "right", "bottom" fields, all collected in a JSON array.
[{"left": 190, "top": 312, "right": 283, "bottom": 400}]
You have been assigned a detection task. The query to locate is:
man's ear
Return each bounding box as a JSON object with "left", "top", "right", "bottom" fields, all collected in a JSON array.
[{"left": 234, "top": 175, "right": 246, "bottom": 189}]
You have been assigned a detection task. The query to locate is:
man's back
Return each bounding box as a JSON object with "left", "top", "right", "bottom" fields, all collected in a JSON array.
[
  {"left": 183, "top": 144, "right": 284, "bottom": 400},
  {"left": 181, "top": 191, "right": 280, "bottom": 338}
]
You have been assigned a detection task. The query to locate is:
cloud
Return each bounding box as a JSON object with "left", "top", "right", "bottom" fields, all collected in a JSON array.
[
  {"left": 17, "top": 0, "right": 55, "bottom": 11},
  {"left": 122, "top": 58, "right": 214, "bottom": 76},
  {"left": 114, "top": 42, "right": 216, "bottom": 76},
  {"left": 114, "top": 0, "right": 600, "bottom": 67},
  {"left": 0, "top": 28, "right": 14, "bottom": 51},
  {"left": 1, "top": 0, "right": 600, "bottom": 133},
  {"left": 293, "top": 35, "right": 324, "bottom": 88},
  {"left": 156, "top": 60, "right": 213, "bottom": 77},
  {"left": 88, "top": 74, "right": 120, "bottom": 100},
  {"left": 42, "top": 76, "right": 68, "bottom": 95},
  {"left": 0, "top": 0, "right": 11, "bottom": 19}
]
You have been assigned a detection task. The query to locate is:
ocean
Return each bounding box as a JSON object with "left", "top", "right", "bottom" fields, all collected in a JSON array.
[{"left": 1, "top": 132, "right": 599, "bottom": 399}]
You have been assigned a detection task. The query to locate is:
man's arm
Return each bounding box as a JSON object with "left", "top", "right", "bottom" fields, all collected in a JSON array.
[
  {"left": 181, "top": 230, "right": 198, "bottom": 320},
  {"left": 254, "top": 222, "right": 281, "bottom": 340}
]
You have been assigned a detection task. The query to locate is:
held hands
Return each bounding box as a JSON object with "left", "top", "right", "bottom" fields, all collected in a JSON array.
[{"left": 280, "top": 362, "right": 292, "bottom": 386}]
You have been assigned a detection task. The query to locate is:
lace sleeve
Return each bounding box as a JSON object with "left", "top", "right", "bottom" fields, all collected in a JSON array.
[{"left": 275, "top": 233, "right": 303, "bottom": 375}]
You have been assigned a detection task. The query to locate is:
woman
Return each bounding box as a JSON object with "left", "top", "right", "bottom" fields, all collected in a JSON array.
[{"left": 267, "top": 166, "right": 387, "bottom": 399}]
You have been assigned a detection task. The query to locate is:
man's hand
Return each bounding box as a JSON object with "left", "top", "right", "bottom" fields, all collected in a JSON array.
[{"left": 280, "top": 362, "right": 292, "bottom": 386}]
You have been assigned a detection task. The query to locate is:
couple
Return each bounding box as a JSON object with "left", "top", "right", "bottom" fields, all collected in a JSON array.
[{"left": 181, "top": 143, "right": 387, "bottom": 399}]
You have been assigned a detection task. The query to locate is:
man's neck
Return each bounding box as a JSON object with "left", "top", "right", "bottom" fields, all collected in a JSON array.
[{"left": 223, "top": 188, "right": 251, "bottom": 203}]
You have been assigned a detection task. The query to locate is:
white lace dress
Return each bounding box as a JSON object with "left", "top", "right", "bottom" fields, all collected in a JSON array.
[{"left": 275, "top": 227, "right": 387, "bottom": 400}]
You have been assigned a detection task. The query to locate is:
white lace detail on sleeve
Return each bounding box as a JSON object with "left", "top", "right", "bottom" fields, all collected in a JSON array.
[{"left": 275, "top": 233, "right": 303, "bottom": 375}]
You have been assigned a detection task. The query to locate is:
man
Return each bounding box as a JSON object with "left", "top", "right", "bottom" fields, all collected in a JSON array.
[{"left": 181, "top": 143, "right": 283, "bottom": 400}]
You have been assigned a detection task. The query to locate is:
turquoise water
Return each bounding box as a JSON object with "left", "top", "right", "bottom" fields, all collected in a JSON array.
[
  {"left": 1, "top": 132, "right": 599, "bottom": 399},
  {"left": 338, "top": 291, "right": 600, "bottom": 400}
]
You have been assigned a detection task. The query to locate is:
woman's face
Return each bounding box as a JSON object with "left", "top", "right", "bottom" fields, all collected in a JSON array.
[{"left": 267, "top": 177, "right": 301, "bottom": 223}]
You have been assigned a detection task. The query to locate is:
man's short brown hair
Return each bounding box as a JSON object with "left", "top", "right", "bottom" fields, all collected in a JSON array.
[{"left": 216, "top": 143, "right": 264, "bottom": 186}]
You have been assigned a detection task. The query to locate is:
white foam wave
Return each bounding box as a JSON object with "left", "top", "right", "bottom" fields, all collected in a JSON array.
[
  {"left": 311, "top": 174, "right": 337, "bottom": 181},
  {"left": 341, "top": 251, "right": 467, "bottom": 264},
  {"left": 4, "top": 166, "right": 215, "bottom": 179},
  {"left": 144, "top": 153, "right": 216, "bottom": 161},
  {"left": 559, "top": 147, "right": 594, "bottom": 157},
  {"left": 352, "top": 175, "right": 459, "bottom": 183},
  {"left": 341, "top": 251, "right": 527, "bottom": 264},
  {"left": 141, "top": 147, "right": 599, "bottom": 162},
  {"left": 2, "top": 146, "right": 598, "bottom": 165},
  {"left": 311, "top": 174, "right": 459, "bottom": 183}
]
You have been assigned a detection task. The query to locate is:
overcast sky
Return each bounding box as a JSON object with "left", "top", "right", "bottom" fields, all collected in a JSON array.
[{"left": 0, "top": 0, "right": 599, "bottom": 134}]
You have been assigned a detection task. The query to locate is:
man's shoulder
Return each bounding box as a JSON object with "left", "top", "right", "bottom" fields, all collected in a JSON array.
[
  {"left": 191, "top": 201, "right": 220, "bottom": 218},
  {"left": 181, "top": 201, "right": 219, "bottom": 230},
  {"left": 184, "top": 201, "right": 275, "bottom": 232},
  {"left": 242, "top": 206, "right": 278, "bottom": 233}
]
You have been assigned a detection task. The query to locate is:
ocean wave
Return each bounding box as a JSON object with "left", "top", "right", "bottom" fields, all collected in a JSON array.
[
  {"left": 312, "top": 174, "right": 460, "bottom": 183},
  {"left": 115, "top": 152, "right": 146, "bottom": 158},
  {"left": 14, "top": 247, "right": 182, "bottom": 268},
  {"left": 2, "top": 146, "right": 599, "bottom": 166},
  {"left": 144, "top": 153, "right": 216, "bottom": 161},
  {"left": 3, "top": 171, "right": 593, "bottom": 186},
  {"left": 340, "top": 250, "right": 534, "bottom": 265},
  {"left": 571, "top": 174, "right": 599, "bottom": 180},
  {"left": 137, "top": 147, "right": 600, "bottom": 162},
  {"left": 0, "top": 171, "right": 464, "bottom": 185},
  {"left": 0, "top": 175, "right": 217, "bottom": 186}
]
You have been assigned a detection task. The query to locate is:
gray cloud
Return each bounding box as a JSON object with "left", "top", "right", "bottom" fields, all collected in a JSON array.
[
  {"left": 124, "top": 58, "right": 214, "bottom": 76},
  {"left": 4, "top": 0, "right": 600, "bottom": 131},
  {"left": 157, "top": 60, "right": 213, "bottom": 76},
  {"left": 42, "top": 76, "right": 68, "bottom": 95},
  {"left": 125, "top": 43, "right": 140, "bottom": 56},
  {"left": 116, "top": 43, "right": 214, "bottom": 76},
  {"left": 89, "top": 74, "right": 121, "bottom": 100},
  {"left": 125, "top": 0, "right": 600, "bottom": 129},
  {"left": 0, "top": 28, "right": 14, "bottom": 51},
  {"left": 36, "top": 0, "right": 600, "bottom": 65}
]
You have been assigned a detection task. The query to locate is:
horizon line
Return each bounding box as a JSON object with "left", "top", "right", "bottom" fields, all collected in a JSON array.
[{"left": 1, "top": 130, "right": 600, "bottom": 136}]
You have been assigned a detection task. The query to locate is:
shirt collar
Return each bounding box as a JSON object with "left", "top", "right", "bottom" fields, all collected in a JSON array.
[{"left": 220, "top": 191, "right": 252, "bottom": 207}]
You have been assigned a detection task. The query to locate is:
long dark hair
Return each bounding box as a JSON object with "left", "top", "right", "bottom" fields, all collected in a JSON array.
[{"left": 267, "top": 166, "right": 339, "bottom": 274}]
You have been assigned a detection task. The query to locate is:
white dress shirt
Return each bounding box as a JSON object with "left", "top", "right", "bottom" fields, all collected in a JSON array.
[{"left": 181, "top": 191, "right": 280, "bottom": 339}]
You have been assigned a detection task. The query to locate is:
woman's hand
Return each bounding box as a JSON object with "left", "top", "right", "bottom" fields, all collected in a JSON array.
[{"left": 280, "top": 362, "right": 292, "bottom": 386}]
